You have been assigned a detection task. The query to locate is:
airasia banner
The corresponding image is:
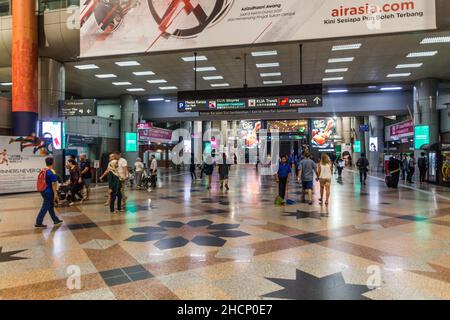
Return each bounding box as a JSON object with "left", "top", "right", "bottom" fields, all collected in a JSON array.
[
  {"left": 80, "top": 0, "right": 436, "bottom": 57},
  {"left": 139, "top": 127, "right": 174, "bottom": 143},
  {"left": 386, "top": 120, "right": 414, "bottom": 141},
  {"left": 0, "top": 136, "right": 47, "bottom": 194}
]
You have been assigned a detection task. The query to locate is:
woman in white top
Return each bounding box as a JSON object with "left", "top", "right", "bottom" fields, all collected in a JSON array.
[
  {"left": 134, "top": 157, "right": 144, "bottom": 189},
  {"left": 317, "top": 153, "right": 333, "bottom": 206}
]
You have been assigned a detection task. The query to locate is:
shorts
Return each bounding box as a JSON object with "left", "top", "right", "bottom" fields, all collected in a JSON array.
[
  {"left": 84, "top": 178, "right": 91, "bottom": 188},
  {"left": 302, "top": 181, "right": 313, "bottom": 190},
  {"left": 319, "top": 178, "right": 331, "bottom": 187}
]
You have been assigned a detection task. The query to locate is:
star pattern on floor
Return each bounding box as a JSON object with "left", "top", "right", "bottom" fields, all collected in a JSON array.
[
  {"left": 262, "top": 269, "right": 373, "bottom": 300},
  {"left": 125, "top": 219, "right": 250, "bottom": 249},
  {"left": 284, "top": 209, "right": 323, "bottom": 220},
  {"left": 0, "top": 247, "right": 28, "bottom": 263}
]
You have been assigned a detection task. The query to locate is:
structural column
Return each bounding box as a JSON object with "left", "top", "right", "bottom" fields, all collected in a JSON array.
[
  {"left": 12, "top": 0, "right": 38, "bottom": 135},
  {"left": 120, "top": 95, "right": 139, "bottom": 165},
  {"left": 342, "top": 117, "right": 351, "bottom": 144},
  {"left": 39, "top": 58, "right": 65, "bottom": 121},
  {"left": 368, "top": 115, "right": 384, "bottom": 172},
  {"left": 414, "top": 79, "right": 439, "bottom": 158}
]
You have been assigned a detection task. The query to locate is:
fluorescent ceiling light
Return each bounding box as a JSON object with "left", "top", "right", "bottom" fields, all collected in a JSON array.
[
  {"left": 368, "top": 86, "right": 377, "bottom": 89},
  {"left": 74, "top": 64, "right": 99, "bottom": 70},
  {"left": 263, "top": 80, "right": 283, "bottom": 85},
  {"left": 147, "top": 79, "right": 167, "bottom": 84},
  {"left": 95, "top": 74, "right": 117, "bottom": 78},
  {"left": 113, "top": 82, "right": 132, "bottom": 86},
  {"left": 251, "top": 50, "right": 278, "bottom": 57},
  {"left": 396, "top": 63, "right": 423, "bottom": 69},
  {"left": 148, "top": 98, "right": 164, "bottom": 101},
  {"left": 387, "top": 73, "right": 411, "bottom": 78},
  {"left": 323, "top": 77, "right": 344, "bottom": 81},
  {"left": 325, "top": 68, "right": 348, "bottom": 73},
  {"left": 420, "top": 36, "right": 450, "bottom": 44},
  {"left": 256, "top": 62, "right": 280, "bottom": 68},
  {"left": 182, "top": 55, "right": 207, "bottom": 62},
  {"left": 165, "top": 100, "right": 171, "bottom": 103},
  {"left": 115, "top": 61, "right": 140, "bottom": 67},
  {"left": 210, "top": 83, "right": 230, "bottom": 87},
  {"left": 328, "top": 89, "right": 348, "bottom": 93},
  {"left": 260, "top": 72, "right": 282, "bottom": 77},
  {"left": 407, "top": 51, "right": 438, "bottom": 58},
  {"left": 127, "top": 88, "right": 145, "bottom": 92},
  {"left": 332, "top": 43, "right": 362, "bottom": 51},
  {"left": 159, "top": 86, "right": 178, "bottom": 90},
  {"left": 0, "top": 82, "right": 12, "bottom": 86},
  {"left": 380, "top": 87, "right": 403, "bottom": 91},
  {"left": 203, "top": 76, "right": 224, "bottom": 80},
  {"left": 328, "top": 57, "right": 354, "bottom": 63},
  {"left": 193, "top": 67, "right": 216, "bottom": 72},
  {"left": 133, "top": 71, "right": 155, "bottom": 76}
]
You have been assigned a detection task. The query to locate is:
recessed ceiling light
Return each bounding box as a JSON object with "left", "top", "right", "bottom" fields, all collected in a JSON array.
[
  {"left": 95, "top": 74, "right": 117, "bottom": 78},
  {"left": 251, "top": 50, "right": 278, "bottom": 57},
  {"left": 147, "top": 98, "right": 164, "bottom": 101},
  {"left": 328, "top": 57, "right": 354, "bottom": 63},
  {"left": 127, "top": 88, "right": 145, "bottom": 92},
  {"left": 165, "top": 100, "right": 171, "bottom": 103},
  {"left": 263, "top": 80, "right": 283, "bottom": 85},
  {"left": 159, "top": 86, "right": 178, "bottom": 90},
  {"left": 323, "top": 77, "right": 344, "bottom": 81},
  {"left": 387, "top": 73, "right": 411, "bottom": 78},
  {"left": 260, "top": 72, "right": 282, "bottom": 77},
  {"left": 380, "top": 87, "right": 403, "bottom": 91},
  {"left": 210, "top": 83, "right": 230, "bottom": 87},
  {"left": 328, "top": 89, "right": 348, "bottom": 93},
  {"left": 133, "top": 71, "right": 155, "bottom": 76},
  {"left": 115, "top": 61, "right": 140, "bottom": 67},
  {"left": 368, "top": 86, "right": 377, "bottom": 89},
  {"left": 396, "top": 63, "right": 423, "bottom": 69},
  {"left": 182, "top": 55, "right": 207, "bottom": 62},
  {"left": 332, "top": 43, "right": 362, "bottom": 51},
  {"left": 147, "top": 79, "right": 167, "bottom": 84},
  {"left": 256, "top": 62, "right": 280, "bottom": 68},
  {"left": 0, "top": 82, "right": 12, "bottom": 86},
  {"left": 420, "top": 36, "right": 450, "bottom": 44},
  {"left": 193, "top": 67, "right": 216, "bottom": 72},
  {"left": 113, "top": 82, "right": 132, "bottom": 86},
  {"left": 74, "top": 64, "right": 99, "bottom": 70},
  {"left": 203, "top": 76, "right": 224, "bottom": 80},
  {"left": 407, "top": 51, "right": 438, "bottom": 58},
  {"left": 325, "top": 68, "right": 348, "bottom": 73}
]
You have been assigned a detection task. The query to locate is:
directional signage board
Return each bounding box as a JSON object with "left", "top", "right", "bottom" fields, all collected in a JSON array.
[{"left": 59, "top": 99, "right": 97, "bottom": 117}]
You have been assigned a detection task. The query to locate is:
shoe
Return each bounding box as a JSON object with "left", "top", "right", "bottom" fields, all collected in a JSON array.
[
  {"left": 35, "top": 224, "right": 47, "bottom": 228},
  {"left": 318, "top": 198, "right": 323, "bottom": 203},
  {"left": 225, "top": 185, "right": 229, "bottom": 191},
  {"left": 308, "top": 201, "right": 313, "bottom": 205},
  {"left": 53, "top": 219, "right": 63, "bottom": 225},
  {"left": 69, "top": 202, "right": 75, "bottom": 206},
  {"left": 103, "top": 202, "right": 109, "bottom": 206}
]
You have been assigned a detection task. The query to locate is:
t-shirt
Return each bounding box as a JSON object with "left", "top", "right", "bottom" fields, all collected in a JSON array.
[
  {"left": 150, "top": 159, "right": 158, "bottom": 172},
  {"left": 277, "top": 163, "right": 291, "bottom": 178},
  {"left": 79, "top": 159, "right": 92, "bottom": 179},
  {"left": 69, "top": 167, "right": 82, "bottom": 186},
  {"left": 135, "top": 161, "right": 144, "bottom": 172},
  {"left": 44, "top": 169, "right": 57, "bottom": 194},
  {"left": 299, "top": 158, "right": 317, "bottom": 182},
  {"left": 118, "top": 158, "right": 128, "bottom": 180}
]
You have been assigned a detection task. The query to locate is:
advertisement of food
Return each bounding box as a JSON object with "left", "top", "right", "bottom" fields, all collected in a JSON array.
[{"left": 311, "top": 119, "right": 336, "bottom": 152}]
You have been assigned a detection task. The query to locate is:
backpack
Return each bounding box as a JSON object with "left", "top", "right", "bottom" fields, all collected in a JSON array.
[{"left": 37, "top": 168, "right": 49, "bottom": 192}]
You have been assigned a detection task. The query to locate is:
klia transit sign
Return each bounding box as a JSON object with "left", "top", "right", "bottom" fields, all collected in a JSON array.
[{"left": 80, "top": 0, "right": 436, "bottom": 57}]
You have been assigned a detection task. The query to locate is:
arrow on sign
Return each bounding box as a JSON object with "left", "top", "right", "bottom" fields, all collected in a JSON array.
[
  {"left": 313, "top": 97, "right": 322, "bottom": 105},
  {"left": 87, "top": 109, "right": 92, "bottom": 114}
]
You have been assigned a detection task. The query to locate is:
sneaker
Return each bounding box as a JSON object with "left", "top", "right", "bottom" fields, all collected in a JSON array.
[
  {"left": 69, "top": 202, "right": 75, "bottom": 206},
  {"left": 225, "top": 185, "right": 229, "bottom": 191},
  {"left": 35, "top": 224, "right": 47, "bottom": 228},
  {"left": 53, "top": 219, "right": 63, "bottom": 225}
]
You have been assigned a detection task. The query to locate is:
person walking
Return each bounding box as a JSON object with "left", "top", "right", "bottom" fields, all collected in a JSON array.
[
  {"left": 100, "top": 153, "right": 115, "bottom": 206},
  {"left": 35, "top": 157, "right": 63, "bottom": 228},
  {"left": 67, "top": 159, "right": 84, "bottom": 206},
  {"left": 318, "top": 154, "right": 333, "bottom": 206},
  {"left": 107, "top": 160, "right": 123, "bottom": 213},
  {"left": 275, "top": 155, "right": 291, "bottom": 205},
  {"left": 79, "top": 154, "right": 92, "bottom": 200},
  {"left": 298, "top": 151, "right": 319, "bottom": 205},
  {"left": 134, "top": 157, "right": 144, "bottom": 189},
  {"left": 218, "top": 153, "right": 230, "bottom": 191},
  {"left": 388, "top": 155, "right": 402, "bottom": 188},
  {"left": 418, "top": 152, "right": 428, "bottom": 184},
  {"left": 150, "top": 154, "right": 158, "bottom": 189},
  {"left": 204, "top": 156, "right": 214, "bottom": 190},
  {"left": 356, "top": 153, "right": 370, "bottom": 185},
  {"left": 402, "top": 154, "right": 409, "bottom": 181},
  {"left": 190, "top": 159, "right": 197, "bottom": 182},
  {"left": 115, "top": 152, "right": 129, "bottom": 206},
  {"left": 336, "top": 156, "right": 345, "bottom": 178},
  {"left": 407, "top": 154, "right": 416, "bottom": 183}
]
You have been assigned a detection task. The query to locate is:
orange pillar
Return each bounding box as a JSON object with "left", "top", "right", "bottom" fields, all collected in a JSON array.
[{"left": 12, "top": 0, "right": 38, "bottom": 136}]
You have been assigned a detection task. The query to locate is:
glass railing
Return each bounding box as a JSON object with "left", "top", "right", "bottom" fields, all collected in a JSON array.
[{"left": 0, "top": 0, "right": 10, "bottom": 16}]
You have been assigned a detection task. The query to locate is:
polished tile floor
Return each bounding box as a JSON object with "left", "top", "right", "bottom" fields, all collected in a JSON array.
[{"left": 0, "top": 165, "right": 450, "bottom": 300}]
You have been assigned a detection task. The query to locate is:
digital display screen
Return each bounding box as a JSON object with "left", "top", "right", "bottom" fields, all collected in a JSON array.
[
  {"left": 125, "top": 132, "right": 138, "bottom": 152},
  {"left": 42, "top": 122, "right": 63, "bottom": 150},
  {"left": 311, "top": 119, "right": 336, "bottom": 152}
]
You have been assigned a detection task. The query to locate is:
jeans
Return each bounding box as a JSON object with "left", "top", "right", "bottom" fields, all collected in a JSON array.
[
  {"left": 391, "top": 172, "right": 400, "bottom": 188},
  {"left": 110, "top": 191, "right": 122, "bottom": 212},
  {"left": 278, "top": 176, "right": 288, "bottom": 199},
  {"left": 190, "top": 171, "right": 197, "bottom": 180},
  {"left": 359, "top": 170, "right": 367, "bottom": 183},
  {"left": 407, "top": 168, "right": 415, "bottom": 183},
  {"left": 419, "top": 167, "right": 427, "bottom": 183},
  {"left": 70, "top": 184, "right": 83, "bottom": 201},
  {"left": 36, "top": 192, "right": 59, "bottom": 225},
  {"left": 135, "top": 171, "right": 143, "bottom": 187}
]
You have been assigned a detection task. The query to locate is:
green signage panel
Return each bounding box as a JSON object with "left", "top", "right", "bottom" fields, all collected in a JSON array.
[
  {"left": 125, "top": 132, "right": 138, "bottom": 152},
  {"left": 354, "top": 140, "right": 361, "bottom": 153},
  {"left": 414, "top": 125, "right": 430, "bottom": 150}
]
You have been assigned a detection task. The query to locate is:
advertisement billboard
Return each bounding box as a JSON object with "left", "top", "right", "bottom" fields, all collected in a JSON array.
[
  {"left": 414, "top": 125, "right": 430, "bottom": 150},
  {"left": 311, "top": 119, "right": 336, "bottom": 152},
  {"left": 80, "top": 0, "right": 436, "bottom": 57},
  {"left": 42, "top": 121, "right": 64, "bottom": 150},
  {"left": 239, "top": 121, "right": 261, "bottom": 149},
  {"left": 0, "top": 136, "right": 47, "bottom": 194},
  {"left": 268, "top": 120, "right": 308, "bottom": 133},
  {"left": 369, "top": 137, "right": 378, "bottom": 152}
]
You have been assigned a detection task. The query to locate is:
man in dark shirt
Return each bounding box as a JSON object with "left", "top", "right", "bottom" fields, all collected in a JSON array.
[
  {"left": 418, "top": 152, "right": 428, "bottom": 183},
  {"left": 79, "top": 154, "right": 92, "bottom": 200},
  {"left": 35, "top": 157, "right": 63, "bottom": 228},
  {"left": 276, "top": 155, "right": 292, "bottom": 204},
  {"left": 67, "top": 159, "right": 84, "bottom": 205},
  {"left": 356, "top": 153, "right": 370, "bottom": 185}
]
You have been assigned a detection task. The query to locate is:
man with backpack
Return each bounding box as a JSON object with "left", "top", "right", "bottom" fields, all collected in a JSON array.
[
  {"left": 356, "top": 153, "right": 370, "bottom": 185},
  {"left": 35, "top": 157, "right": 63, "bottom": 228},
  {"left": 418, "top": 152, "right": 428, "bottom": 184}
]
